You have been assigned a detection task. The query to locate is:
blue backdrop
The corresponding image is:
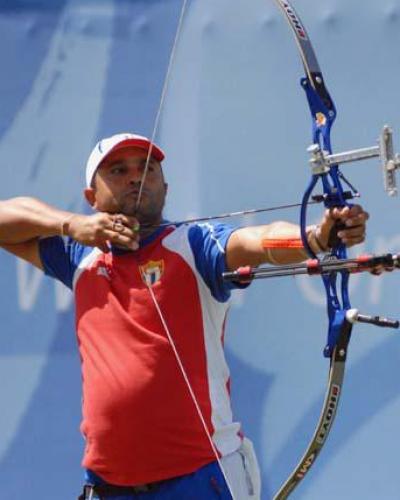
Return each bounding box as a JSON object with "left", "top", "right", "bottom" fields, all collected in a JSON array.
[{"left": 1, "top": 0, "right": 399, "bottom": 498}]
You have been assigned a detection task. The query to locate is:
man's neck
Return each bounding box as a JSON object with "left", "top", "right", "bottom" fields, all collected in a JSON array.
[{"left": 137, "top": 215, "right": 164, "bottom": 240}]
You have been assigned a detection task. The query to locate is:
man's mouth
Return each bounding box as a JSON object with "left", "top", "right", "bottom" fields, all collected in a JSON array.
[
  {"left": 123, "top": 190, "right": 140, "bottom": 200},
  {"left": 121, "top": 190, "right": 150, "bottom": 213},
  {"left": 124, "top": 188, "right": 150, "bottom": 198}
]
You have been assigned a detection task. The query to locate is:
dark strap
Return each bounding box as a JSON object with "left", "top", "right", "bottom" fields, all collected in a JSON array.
[{"left": 81, "top": 482, "right": 161, "bottom": 499}]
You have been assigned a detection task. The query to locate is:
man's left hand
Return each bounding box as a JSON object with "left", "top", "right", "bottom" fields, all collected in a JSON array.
[{"left": 317, "top": 204, "right": 369, "bottom": 249}]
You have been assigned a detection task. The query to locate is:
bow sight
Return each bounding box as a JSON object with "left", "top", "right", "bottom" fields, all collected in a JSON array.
[{"left": 308, "top": 124, "right": 400, "bottom": 196}]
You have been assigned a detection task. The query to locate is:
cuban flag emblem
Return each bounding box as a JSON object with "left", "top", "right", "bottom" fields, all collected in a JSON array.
[{"left": 140, "top": 260, "right": 165, "bottom": 286}]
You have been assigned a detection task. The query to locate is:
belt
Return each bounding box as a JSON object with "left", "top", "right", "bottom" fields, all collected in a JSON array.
[{"left": 81, "top": 481, "right": 162, "bottom": 499}]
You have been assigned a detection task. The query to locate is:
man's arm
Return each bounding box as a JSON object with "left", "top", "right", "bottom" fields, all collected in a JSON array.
[
  {"left": 0, "top": 197, "right": 76, "bottom": 269},
  {"left": 226, "top": 205, "right": 369, "bottom": 271},
  {"left": 0, "top": 197, "right": 140, "bottom": 269}
]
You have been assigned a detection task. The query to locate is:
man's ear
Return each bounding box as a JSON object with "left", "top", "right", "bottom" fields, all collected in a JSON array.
[{"left": 84, "top": 188, "right": 96, "bottom": 208}]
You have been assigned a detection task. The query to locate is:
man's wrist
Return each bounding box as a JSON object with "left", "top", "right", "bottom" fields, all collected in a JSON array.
[
  {"left": 60, "top": 214, "right": 75, "bottom": 237},
  {"left": 307, "top": 224, "right": 330, "bottom": 254}
]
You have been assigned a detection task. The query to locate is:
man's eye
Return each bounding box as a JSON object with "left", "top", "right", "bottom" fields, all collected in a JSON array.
[
  {"left": 145, "top": 162, "right": 157, "bottom": 173},
  {"left": 110, "top": 166, "right": 125, "bottom": 175},
  {"left": 137, "top": 163, "right": 155, "bottom": 176}
]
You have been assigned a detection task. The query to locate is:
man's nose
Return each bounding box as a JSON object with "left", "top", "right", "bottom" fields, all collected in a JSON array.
[{"left": 127, "top": 167, "right": 142, "bottom": 184}]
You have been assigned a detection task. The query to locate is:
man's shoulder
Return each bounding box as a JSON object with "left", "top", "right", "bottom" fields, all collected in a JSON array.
[
  {"left": 39, "top": 236, "right": 102, "bottom": 289},
  {"left": 40, "top": 235, "right": 95, "bottom": 261}
]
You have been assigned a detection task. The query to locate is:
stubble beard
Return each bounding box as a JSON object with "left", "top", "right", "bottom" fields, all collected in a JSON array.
[{"left": 119, "top": 194, "right": 165, "bottom": 228}]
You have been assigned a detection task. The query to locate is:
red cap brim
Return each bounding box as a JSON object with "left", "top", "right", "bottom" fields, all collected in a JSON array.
[{"left": 107, "top": 138, "right": 165, "bottom": 162}]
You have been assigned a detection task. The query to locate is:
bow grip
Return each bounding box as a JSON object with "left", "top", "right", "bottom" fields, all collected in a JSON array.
[{"left": 327, "top": 220, "right": 346, "bottom": 249}]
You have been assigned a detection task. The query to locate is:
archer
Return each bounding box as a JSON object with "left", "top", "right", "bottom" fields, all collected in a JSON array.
[{"left": 0, "top": 133, "right": 368, "bottom": 499}]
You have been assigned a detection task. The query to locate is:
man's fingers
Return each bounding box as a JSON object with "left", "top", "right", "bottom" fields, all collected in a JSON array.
[
  {"left": 318, "top": 204, "right": 369, "bottom": 250},
  {"left": 329, "top": 205, "right": 369, "bottom": 224},
  {"left": 348, "top": 204, "right": 369, "bottom": 216},
  {"left": 103, "top": 229, "right": 139, "bottom": 250},
  {"left": 369, "top": 264, "right": 394, "bottom": 276},
  {"left": 329, "top": 206, "right": 348, "bottom": 220},
  {"left": 97, "top": 242, "right": 110, "bottom": 253},
  {"left": 104, "top": 217, "right": 138, "bottom": 238},
  {"left": 337, "top": 224, "right": 365, "bottom": 237},
  {"left": 337, "top": 225, "right": 366, "bottom": 244},
  {"left": 107, "top": 215, "right": 140, "bottom": 237},
  {"left": 326, "top": 205, "right": 369, "bottom": 247},
  {"left": 95, "top": 215, "right": 140, "bottom": 250},
  {"left": 344, "top": 212, "right": 369, "bottom": 228},
  {"left": 111, "top": 227, "right": 140, "bottom": 247},
  {"left": 121, "top": 215, "right": 141, "bottom": 231}
]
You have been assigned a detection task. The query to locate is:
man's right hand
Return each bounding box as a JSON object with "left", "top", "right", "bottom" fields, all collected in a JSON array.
[{"left": 65, "top": 213, "right": 140, "bottom": 252}]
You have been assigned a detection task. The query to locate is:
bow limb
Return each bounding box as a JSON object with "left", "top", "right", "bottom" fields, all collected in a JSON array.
[
  {"left": 271, "top": 1, "right": 356, "bottom": 497},
  {"left": 273, "top": 323, "right": 351, "bottom": 499}
]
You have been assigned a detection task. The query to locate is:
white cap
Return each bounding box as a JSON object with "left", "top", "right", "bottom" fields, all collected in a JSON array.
[{"left": 85, "top": 133, "right": 165, "bottom": 188}]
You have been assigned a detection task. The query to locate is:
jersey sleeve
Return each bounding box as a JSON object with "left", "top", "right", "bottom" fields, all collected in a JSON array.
[
  {"left": 188, "top": 223, "right": 249, "bottom": 302},
  {"left": 38, "top": 236, "right": 89, "bottom": 289}
]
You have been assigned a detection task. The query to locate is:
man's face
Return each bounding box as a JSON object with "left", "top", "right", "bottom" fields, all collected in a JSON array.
[{"left": 84, "top": 146, "right": 167, "bottom": 224}]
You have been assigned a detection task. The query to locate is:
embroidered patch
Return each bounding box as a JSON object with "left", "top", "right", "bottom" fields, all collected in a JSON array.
[{"left": 139, "top": 260, "right": 165, "bottom": 286}]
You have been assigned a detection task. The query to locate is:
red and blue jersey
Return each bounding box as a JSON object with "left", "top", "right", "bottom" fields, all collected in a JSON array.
[{"left": 39, "top": 222, "right": 246, "bottom": 486}]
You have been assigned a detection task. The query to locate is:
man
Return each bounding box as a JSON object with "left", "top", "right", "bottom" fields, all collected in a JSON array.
[{"left": 0, "top": 133, "right": 368, "bottom": 499}]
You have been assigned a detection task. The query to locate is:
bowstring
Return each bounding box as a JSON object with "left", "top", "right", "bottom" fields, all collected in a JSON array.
[
  {"left": 136, "top": 1, "right": 236, "bottom": 497},
  {"left": 135, "top": 0, "right": 188, "bottom": 213},
  {"left": 146, "top": 283, "right": 236, "bottom": 499}
]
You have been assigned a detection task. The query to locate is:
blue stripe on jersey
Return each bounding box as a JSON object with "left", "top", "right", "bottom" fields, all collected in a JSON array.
[
  {"left": 38, "top": 236, "right": 92, "bottom": 289},
  {"left": 188, "top": 223, "right": 249, "bottom": 303}
]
